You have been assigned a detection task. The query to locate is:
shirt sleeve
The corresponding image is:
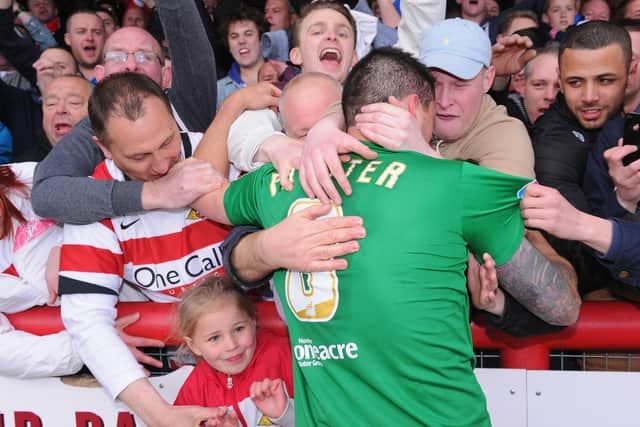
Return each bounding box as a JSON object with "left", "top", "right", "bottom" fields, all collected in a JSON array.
[
  {"left": 227, "top": 109, "right": 283, "bottom": 172},
  {"left": 596, "top": 219, "right": 640, "bottom": 288},
  {"left": 58, "top": 220, "right": 123, "bottom": 297},
  {"left": 223, "top": 166, "right": 274, "bottom": 227},
  {"left": 460, "top": 163, "right": 529, "bottom": 266},
  {"left": 61, "top": 292, "right": 145, "bottom": 398},
  {"left": 0, "top": 324, "right": 83, "bottom": 378},
  {"left": 0, "top": 273, "right": 48, "bottom": 313}
]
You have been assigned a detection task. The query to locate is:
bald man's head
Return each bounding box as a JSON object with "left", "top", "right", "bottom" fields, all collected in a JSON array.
[
  {"left": 279, "top": 72, "right": 343, "bottom": 139},
  {"left": 95, "top": 27, "right": 167, "bottom": 86}
]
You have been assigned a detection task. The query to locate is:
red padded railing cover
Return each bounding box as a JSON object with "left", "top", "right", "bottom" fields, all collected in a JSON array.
[{"left": 8, "top": 301, "right": 640, "bottom": 369}]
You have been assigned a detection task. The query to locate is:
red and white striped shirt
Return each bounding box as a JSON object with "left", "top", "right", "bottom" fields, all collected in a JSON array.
[{"left": 59, "top": 159, "right": 229, "bottom": 301}]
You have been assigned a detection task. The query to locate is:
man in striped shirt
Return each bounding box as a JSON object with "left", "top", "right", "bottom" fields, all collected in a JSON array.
[{"left": 59, "top": 72, "right": 229, "bottom": 426}]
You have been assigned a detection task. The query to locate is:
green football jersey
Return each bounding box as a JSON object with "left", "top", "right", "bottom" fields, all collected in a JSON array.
[{"left": 224, "top": 143, "right": 530, "bottom": 426}]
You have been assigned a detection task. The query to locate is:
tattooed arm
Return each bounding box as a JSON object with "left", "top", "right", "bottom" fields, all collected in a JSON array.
[{"left": 496, "top": 233, "right": 581, "bottom": 326}]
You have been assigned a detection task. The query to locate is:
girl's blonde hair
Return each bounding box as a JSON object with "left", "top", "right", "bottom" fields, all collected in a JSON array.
[{"left": 177, "top": 276, "right": 256, "bottom": 348}]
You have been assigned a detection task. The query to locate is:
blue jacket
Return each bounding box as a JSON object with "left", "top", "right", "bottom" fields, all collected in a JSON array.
[
  {"left": 216, "top": 63, "right": 245, "bottom": 110},
  {"left": 584, "top": 110, "right": 640, "bottom": 287}
]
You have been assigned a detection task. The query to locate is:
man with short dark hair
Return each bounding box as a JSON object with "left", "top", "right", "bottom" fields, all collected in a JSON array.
[
  {"left": 532, "top": 20, "right": 634, "bottom": 296},
  {"left": 533, "top": 20, "right": 630, "bottom": 212},
  {"left": 216, "top": 6, "right": 266, "bottom": 109},
  {"left": 64, "top": 10, "right": 105, "bottom": 82},
  {"left": 31, "top": 0, "right": 218, "bottom": 225},
  {"left": 59, "top": 72, "right": 230, "bottom": 426},
  {"left": 192, "top": 47, "right": 578, "bottom": 426}
]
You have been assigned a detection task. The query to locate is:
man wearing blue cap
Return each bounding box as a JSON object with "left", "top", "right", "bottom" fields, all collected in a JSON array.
[{"left": 418, "top": 18, "right": 535, "bottom": 179}]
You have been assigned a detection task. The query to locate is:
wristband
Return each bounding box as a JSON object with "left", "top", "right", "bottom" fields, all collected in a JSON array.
[{"left": 222, "top": 225, "right": 274, "bottom": 289}]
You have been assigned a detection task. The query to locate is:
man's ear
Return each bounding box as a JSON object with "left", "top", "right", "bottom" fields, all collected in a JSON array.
[
  {"left": 351, "top": 49, "right": 358, "bottom": 67},
  {"left": 542, "top": 13, "right": 549, "bottom": 24},
  {"left": 94, "top": 64, "right": 105, "bottom": 81},
  {"left": 289, "top": 46, "right": 302, "bottom": 66},
  {"left": 64, "top": 32, "right": 71, "bottom": 47},
  {"left": 558, "top": 67, "right": 564, "bottom": 94},
  {"left": 405, "top": 93, "right": 420, "bottom": 117},
  {"left": 628, "top": 59, "right": 638, "bottom": 89},
  {"left": 93, "top": 135, "right": 112, "bottom": 160},
  {"left": 483, "top": 65, "right": 496, "bottom": 92},
  {"left": 161, "top": 59, "right": 172, "bottom": 90}
]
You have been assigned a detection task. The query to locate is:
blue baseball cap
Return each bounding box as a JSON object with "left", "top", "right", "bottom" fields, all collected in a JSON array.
[{"left": 419, "top": 18, "right": 492, "bottom": 80}]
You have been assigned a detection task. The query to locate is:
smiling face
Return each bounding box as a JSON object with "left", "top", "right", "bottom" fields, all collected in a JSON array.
[
  {"left": 42, "top": 76, "right": 91, "bottom": 145},
  {"left": 227, "top": 20, "right": 263, "bottom": 69},
  {"left": 290, "top": 8, "right": 356, "bottom": 83},
  {"left": 64, "top": 12, "right": 105, "bottom": 68},
  {"left": 560, "top": 44, "right": 627, "bottom": 129},
  {"left": 185, "top": 298, "right": 257, "bottom": 376}
]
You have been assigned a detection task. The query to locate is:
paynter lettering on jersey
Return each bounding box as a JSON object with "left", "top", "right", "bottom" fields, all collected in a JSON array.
[
  {"left": 269, "top": 170, "right": 296, "bottom": 197},
  {"left": 125, "top": 244, "right": 223, "bottom": 297},
  {"left": 285, "top": 199, "right": 342, "bottom": 322}
]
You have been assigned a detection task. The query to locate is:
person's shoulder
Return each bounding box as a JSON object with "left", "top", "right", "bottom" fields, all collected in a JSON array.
[{"left": 474, "top": 95, "right": 529, "bottom": 137}]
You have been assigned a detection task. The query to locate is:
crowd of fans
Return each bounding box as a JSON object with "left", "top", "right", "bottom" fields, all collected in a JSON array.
[{"left": 0, "top": 0, "right": 639, "bottom": 425}]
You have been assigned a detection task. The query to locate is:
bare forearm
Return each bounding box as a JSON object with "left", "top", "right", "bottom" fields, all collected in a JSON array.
[
  {"left": 574, "top": 212, "right": 613, "bottom": 254},
  {"left": 231, "top": 231, "right": 278, "bottom": 283},
  {"left": 497, "top": 238, "right": 580, "bottom": 326},
  {"left": 118, "top": 378, "right": 171, "bottom": 426}
]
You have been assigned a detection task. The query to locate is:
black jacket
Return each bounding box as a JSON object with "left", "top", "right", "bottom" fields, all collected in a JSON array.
[
  {"left": 506, "top": 92, "right": 535, "bottom": 138},
  {"left": 532, "top": 93, "right": 601, "bottom": 212}
]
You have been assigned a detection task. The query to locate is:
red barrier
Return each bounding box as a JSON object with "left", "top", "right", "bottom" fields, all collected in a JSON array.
[{"left": 8, "top": 301, "right": 640, "bottom": 369}]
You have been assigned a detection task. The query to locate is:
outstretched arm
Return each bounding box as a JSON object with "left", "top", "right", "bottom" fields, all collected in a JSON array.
[
  {"left": 157, "top": 0, "right": 216, "bottom": 132},
  {"left": 191, "top": 82, "right": 282, "bottom": 222}
]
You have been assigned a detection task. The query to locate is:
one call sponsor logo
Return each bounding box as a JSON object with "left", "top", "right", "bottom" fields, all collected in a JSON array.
[
  {"left": 127, "top": 245, "right": 223, "bottom": 292},
  {"left": 293, "top": 337, "right": 359, "bottom": 367}
]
